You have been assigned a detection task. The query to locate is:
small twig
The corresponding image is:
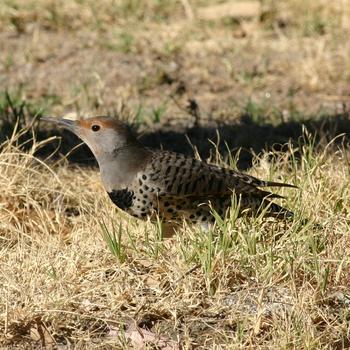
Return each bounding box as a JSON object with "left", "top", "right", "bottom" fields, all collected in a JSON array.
[
  {"left": 185, "top": 134, "right": 202, "bottom": 160},
  {"left": 53, "top": 140, "right": 86, "bottom": 167},
  {"left": 180, "top": 0, "right": 194, "bottom": 20},
  {"left": 169, "top": 94, "right": 187, "bottom": 114},
  {"left": 175, "top": 264, "right": 200, "bottom": 284},
  {"left": 133, "top": 300, "right": 148, "bottom": 318},
  {"left": 159, "top": 264, "right": 200, "bottom": 297},
  {"left": 4, "top": 298, "right": 8, "bottom": 335},
  {"left": 36, "top": 309, "right": 125, "bottom": 325},
  {"left": 187, "top": 98, "right": 201, "bottom": 127}
]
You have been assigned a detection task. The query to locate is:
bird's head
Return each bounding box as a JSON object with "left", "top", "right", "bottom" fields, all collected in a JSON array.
[{"left": 42, "top": 116, "right": 137, "bottom": 160}]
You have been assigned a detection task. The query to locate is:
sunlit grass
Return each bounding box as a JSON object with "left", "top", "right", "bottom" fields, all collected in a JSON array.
[
  {"left": 1, "top": 0, "right": 350, "bottom": 347},
  {"left": 0, "top": 120, "right": 349, "bottom": 348}
]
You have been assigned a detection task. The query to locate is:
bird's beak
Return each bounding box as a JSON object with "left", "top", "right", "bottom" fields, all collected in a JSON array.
[{"left": 41, "top": 116, "right": 77, "bottom": 133}]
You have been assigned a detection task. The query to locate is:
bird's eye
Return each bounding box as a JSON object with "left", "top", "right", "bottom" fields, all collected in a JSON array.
[{"left": 91, "top": 124, "right": 100, "bottom": 132}]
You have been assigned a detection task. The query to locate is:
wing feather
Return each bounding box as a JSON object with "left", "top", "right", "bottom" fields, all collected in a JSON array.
[{"left": 146, "top": 151, "right": 296, "bottom": 199}]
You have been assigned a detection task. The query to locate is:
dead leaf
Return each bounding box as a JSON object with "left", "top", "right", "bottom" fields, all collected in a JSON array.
[
  {"left": 107, "top": 323, "right": 179, "bottom": 350},
  {"left": 30, "top": 319, "right": 55, "bottom": 348}
]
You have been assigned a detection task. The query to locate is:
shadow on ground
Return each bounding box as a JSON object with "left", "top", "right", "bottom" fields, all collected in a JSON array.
[
  {"left": 35, "top": 111, "right": 350, "bottom": 170},
  {"left": 0, "top": 94, "right": 349, "bottom": 169},
  {"left": 139, "top": 112, "right": 350, "bottom": 169}
]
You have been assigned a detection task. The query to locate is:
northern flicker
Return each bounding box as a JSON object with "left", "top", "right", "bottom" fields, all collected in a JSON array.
[{"left": 42, "top": 116, "right": 296, "bottom": 230}]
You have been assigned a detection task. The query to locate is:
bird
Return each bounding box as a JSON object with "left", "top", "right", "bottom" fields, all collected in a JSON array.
[{"left": 42, "top": 116, "right": 296, "bottom": 233}]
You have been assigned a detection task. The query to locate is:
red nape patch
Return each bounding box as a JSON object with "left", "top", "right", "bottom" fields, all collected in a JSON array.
[{"left": 79, "top": 116, "right": 127, "bottom": 132}]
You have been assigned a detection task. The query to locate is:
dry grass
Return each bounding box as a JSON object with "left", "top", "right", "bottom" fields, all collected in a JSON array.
[
  {"left": 1, "top": 0, "right": 350, "bottom": 348},
  {"left": 1, "top": 123, "right": 350, "bottom": 349}
]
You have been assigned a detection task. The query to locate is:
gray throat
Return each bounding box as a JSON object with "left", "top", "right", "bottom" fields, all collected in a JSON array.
[{"left": 98, "top": 145, "right": 150, "bottom": 192}]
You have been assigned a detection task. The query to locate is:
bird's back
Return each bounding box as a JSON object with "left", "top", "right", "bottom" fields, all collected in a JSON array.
[{"left": 110, "top": 150, "right": 294, "bottom": 225}]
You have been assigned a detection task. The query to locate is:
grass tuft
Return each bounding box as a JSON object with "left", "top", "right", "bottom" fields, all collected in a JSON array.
[{"left": 100, "top": 219, "right": 127, "bottom": 263}]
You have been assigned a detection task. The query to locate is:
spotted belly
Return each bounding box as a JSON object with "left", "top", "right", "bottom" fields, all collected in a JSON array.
[{"left": 108, "top": 188, "right": 231, "bottom": 223}]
